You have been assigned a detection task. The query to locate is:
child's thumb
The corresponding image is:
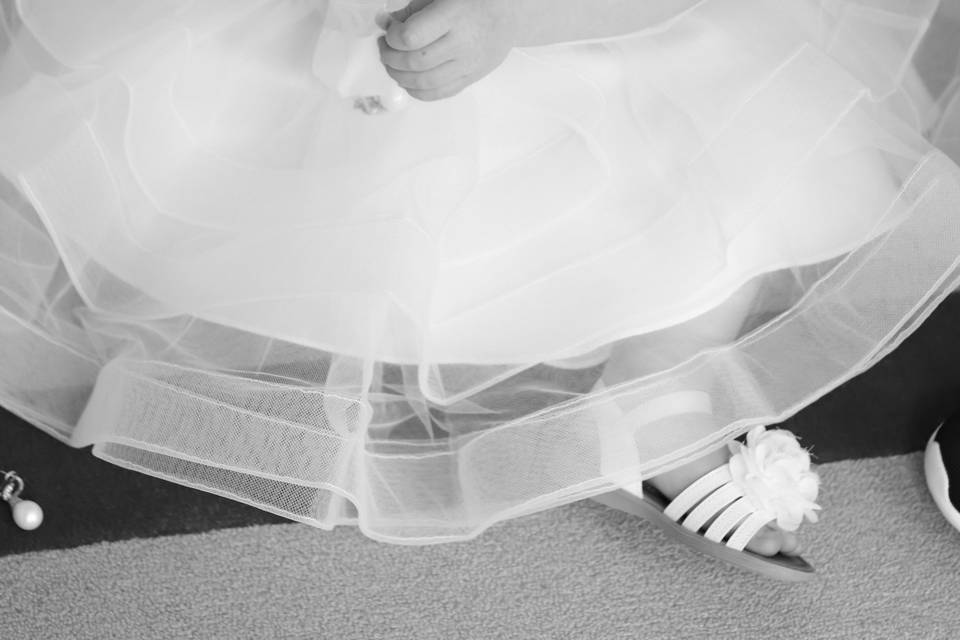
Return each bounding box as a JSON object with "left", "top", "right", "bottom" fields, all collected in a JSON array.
[{"left": 390, "top": 0, "right": 433, "bottom": 23}]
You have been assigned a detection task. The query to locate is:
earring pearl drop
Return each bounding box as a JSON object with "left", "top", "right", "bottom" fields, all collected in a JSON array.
[{"left": 2, "top": 470, "right": 43, "bottom": 531}]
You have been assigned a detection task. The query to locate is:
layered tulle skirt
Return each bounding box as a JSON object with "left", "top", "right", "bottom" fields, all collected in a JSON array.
[{"left": 2, "top": 0, "right": 960, "bottom": 543}]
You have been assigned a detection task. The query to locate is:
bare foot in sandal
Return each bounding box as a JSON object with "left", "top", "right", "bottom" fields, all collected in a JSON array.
[
  {"left": 593, "top": 425, "right": 820, "bottom": 580},
  {"left": 646, "top": 440, "right": 809, "bottom": 557}
]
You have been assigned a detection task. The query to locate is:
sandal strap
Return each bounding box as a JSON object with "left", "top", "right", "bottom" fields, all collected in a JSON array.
[
  {"left": 726, "top": 510, "right": 777, "bottom": 551},
  {"left": 701, "top": 496, "right": 778, "bottom": 550},
  {"left": 663, "top": 465, "right": 731, "bottom": 522},
  {"left": 629, "top": 391, "right": 713, "bottom": 427},
  {"left": 681, "top": 482, "right": 744, "bottom": 533},
  {"left": 703, "top": 496, "right": 755, "bottom": 543}
]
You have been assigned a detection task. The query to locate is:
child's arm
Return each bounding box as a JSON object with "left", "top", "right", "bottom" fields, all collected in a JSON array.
[{"left": 379, "top": 0, "right": 699, "bottom": 101}]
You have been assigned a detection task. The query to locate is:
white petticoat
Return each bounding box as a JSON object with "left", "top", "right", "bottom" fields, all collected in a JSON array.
[{"left": 1, "top": 0, "right": 960, "bottom": 543}]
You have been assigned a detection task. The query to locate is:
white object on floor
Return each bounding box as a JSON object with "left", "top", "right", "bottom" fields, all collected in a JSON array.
[{"left": 924, "top": 424, "right": 960, "bottom": 533}]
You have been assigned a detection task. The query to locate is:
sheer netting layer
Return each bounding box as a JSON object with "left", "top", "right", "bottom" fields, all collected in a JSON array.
[{"left": 1, "top": 0, "right": 960, "bottom": 543}]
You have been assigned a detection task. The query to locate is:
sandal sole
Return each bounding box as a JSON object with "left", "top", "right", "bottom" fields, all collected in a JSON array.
[{"left": 592, "top": 489, "right": 816, "bottom": 582}]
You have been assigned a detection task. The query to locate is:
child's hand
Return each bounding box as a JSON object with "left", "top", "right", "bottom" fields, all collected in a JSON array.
[{"left": 378, "top": 0, "right": 521, "bottom": 101}]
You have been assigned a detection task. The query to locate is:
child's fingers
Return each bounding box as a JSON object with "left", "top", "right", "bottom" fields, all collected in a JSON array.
[
  {"left": 406, "top": 75, "right": 472, "bottom": 101},
  {"left": 384, "top": 0, "right": 454, "bottom": 51},
  {"left": 384, "top": 15, "right": 446, "bottom": 52},
  {"left": 378, "top": 34, "right": 457, "bottom": 72},
  {"left": 384, "top": 59, "right": 465, "bottom": 92}
]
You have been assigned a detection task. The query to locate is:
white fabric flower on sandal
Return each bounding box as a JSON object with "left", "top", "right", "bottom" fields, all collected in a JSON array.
[{"left": 727, "top": 426, "right": 821, "bottom": 532}]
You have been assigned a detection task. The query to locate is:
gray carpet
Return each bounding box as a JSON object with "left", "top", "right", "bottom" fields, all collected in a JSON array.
[{"left": 2, "top": 454, "right": 959, "bottom": 640}]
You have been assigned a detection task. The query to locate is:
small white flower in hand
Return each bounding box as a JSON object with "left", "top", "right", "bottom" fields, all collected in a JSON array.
[
  {"left": 378, "top": 0, "right": 520, "bottom": 101},
  {"left": 727, "top": 426, "right": 821, "bottom": 532}
]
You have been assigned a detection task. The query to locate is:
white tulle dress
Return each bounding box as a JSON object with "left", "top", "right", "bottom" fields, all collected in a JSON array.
[{"left": 2, "top": 0, "right": 960, "bottom": 543}]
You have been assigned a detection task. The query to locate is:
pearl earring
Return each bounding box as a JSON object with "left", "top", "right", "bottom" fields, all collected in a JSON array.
[{"left": 1, "top": 470, "right": 43, "bottom": 531}]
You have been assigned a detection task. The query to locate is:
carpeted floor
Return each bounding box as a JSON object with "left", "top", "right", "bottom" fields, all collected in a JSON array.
[{"left": 1, "top": 454, "right": 959, "bottom": 639}]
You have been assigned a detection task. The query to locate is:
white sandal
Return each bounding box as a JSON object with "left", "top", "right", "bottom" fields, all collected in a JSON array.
[
  {"left": 924, "top": 418, "right": 960, "bottom": 532},
  {"left": 593, "top": 424, "right": 821, "bottom": 582}
]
